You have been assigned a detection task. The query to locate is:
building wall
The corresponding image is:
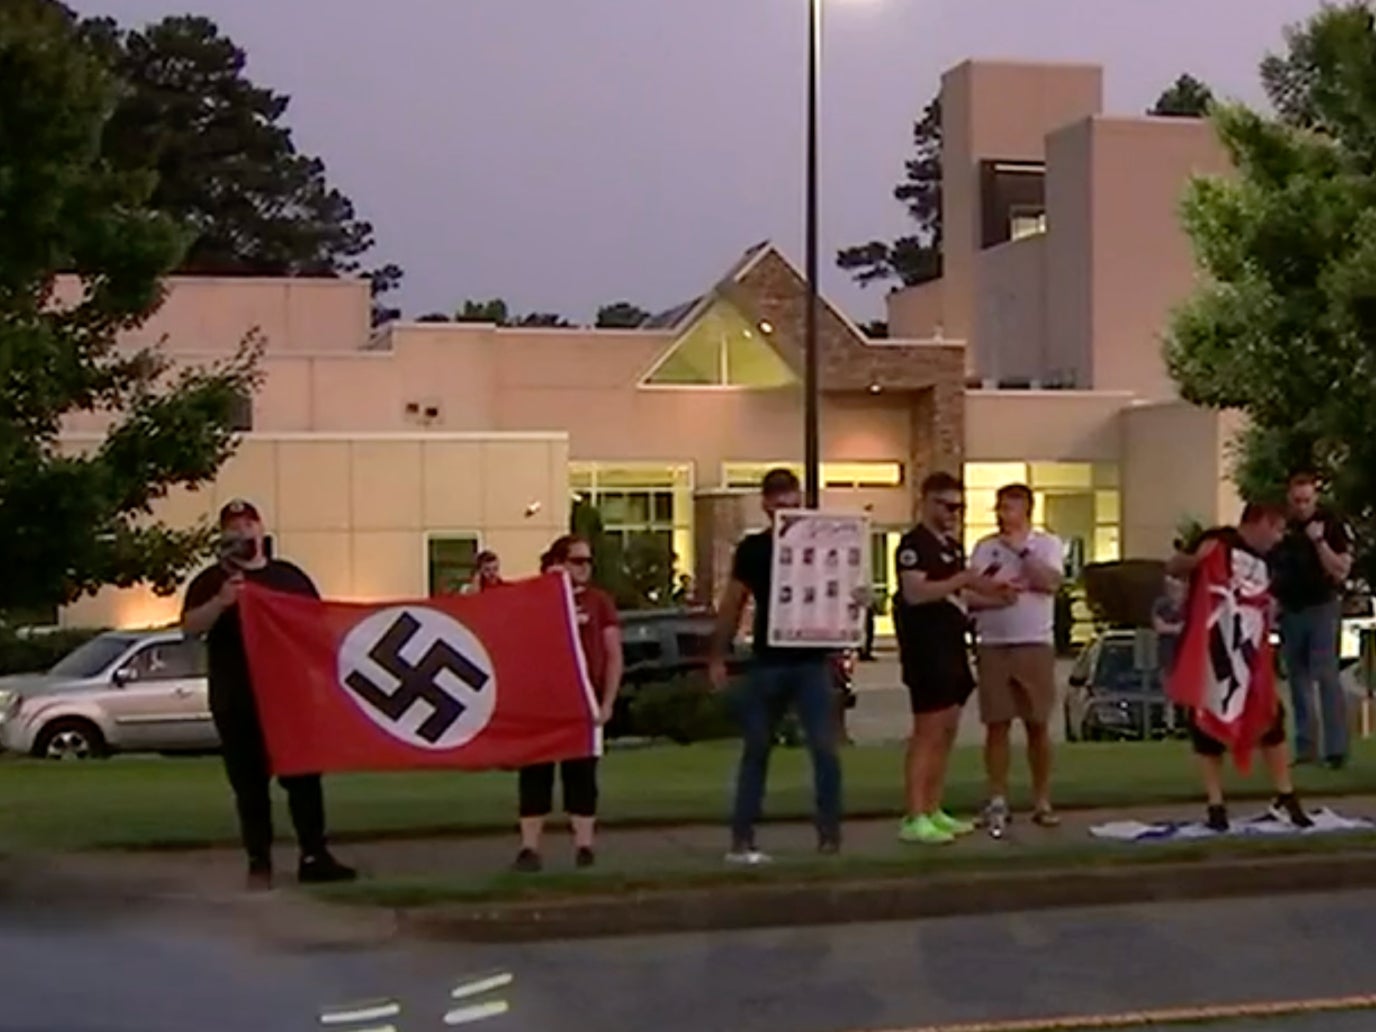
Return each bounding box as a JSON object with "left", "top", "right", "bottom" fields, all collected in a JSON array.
[
  {"left": 1088, "top": 117, "right": 1232, "bottom": 397},
  {"left": 965, "top": 390, "right": 1131, "bottom": 462},
  {"left": 940, "top": 60, "right": 1103, "bottom": 369},
  {"left": 1120, "top": 401, "right": 1233, "bottom": 557},
  {"left": 52, "top": 275, "right": 374, "bottom": 356},
  {"left": 886, "top": 279, "right": 944, "bottom": 340},
  {"left": 59, "top": 433, "right": 569, "bottom": 629},
  {"left": 972, "top": 235, "right": 1047, "bottom": 383},
  {"left": 1044, "top": 119, "right": 1096, "bottom": 388}
]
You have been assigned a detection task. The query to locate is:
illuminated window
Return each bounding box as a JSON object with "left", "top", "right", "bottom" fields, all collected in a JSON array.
[
  {"left": 964, "top": 462, "right": 1027, "bottom": 489},
  {"left": 963, "top": 461, "right": 1122, "bottom": 565},
  {"left": 569, "top": 463, "right": 694, "bottom": 581},
  {"left": 428, "top": 535, "right": 479, "bottom": 595},
  {"left": 721, "top": 462, "right": 903, "bottom": 491},
  {"left": 1009, "top": 208, "right": 1047, "bottom": 241},
  {"left": 642, "top": 301, "right": 796, "bottom": 388}
]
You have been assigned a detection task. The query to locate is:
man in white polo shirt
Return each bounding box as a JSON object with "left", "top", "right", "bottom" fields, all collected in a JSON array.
[{"left": 969, "top": 483, "right": 1065, "bottom": 833}]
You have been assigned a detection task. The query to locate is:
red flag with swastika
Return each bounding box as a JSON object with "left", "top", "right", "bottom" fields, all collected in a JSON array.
[
  {"left": 237, "top": 573, "right": 601, "bottom": 776},
  {"left": 1167, "top": 541, "right": 1279, "bottom": 773}
]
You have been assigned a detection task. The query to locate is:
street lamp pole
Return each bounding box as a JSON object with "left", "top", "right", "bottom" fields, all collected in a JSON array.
[{"left": 803, "top": 0, "right": 822, "bottom": 508}]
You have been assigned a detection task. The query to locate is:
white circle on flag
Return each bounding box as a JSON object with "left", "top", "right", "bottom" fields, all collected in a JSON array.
[{"left": 336, "top": 606, "right": 497, "bottom": 751}]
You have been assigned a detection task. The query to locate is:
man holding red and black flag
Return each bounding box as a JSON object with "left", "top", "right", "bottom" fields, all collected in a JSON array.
[{"left": 1166, "top": 502, "right": 1314, "bottom": 833}]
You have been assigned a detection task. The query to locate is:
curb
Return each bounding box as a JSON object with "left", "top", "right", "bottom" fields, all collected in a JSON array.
[{"left": 398, "top": 849, "right": 1376, "bottom": 943}]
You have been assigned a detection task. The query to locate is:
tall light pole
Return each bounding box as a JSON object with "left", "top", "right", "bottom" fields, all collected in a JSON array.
[{"left": 803, "top": 0, "right": 822, "bottom": 508}]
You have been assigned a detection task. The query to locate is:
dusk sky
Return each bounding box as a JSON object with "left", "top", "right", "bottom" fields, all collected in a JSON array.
[{"left": 77, "top": 0, "right": 1328, "bottom": 325}]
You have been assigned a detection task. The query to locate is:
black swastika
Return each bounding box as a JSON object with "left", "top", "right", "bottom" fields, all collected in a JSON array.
[{"left": 345, "top": 612, "right": 489, "bottom": 743}]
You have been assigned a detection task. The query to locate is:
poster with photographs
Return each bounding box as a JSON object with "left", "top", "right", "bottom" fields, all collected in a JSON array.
[{"left": 767, "top": 510, "right": 871, "bottom": 649}]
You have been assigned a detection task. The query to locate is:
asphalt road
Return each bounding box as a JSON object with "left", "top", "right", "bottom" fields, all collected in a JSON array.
[{"left": 7, "top": 883, "right": 1376, "bottom": 1032}]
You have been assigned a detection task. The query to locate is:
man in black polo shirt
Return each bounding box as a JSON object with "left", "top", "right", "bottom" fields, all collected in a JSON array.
[
  {"left": 1271, "top": 472, "right": 1354, "bottom": 767},
  {"left": 181, "top": 500, "right": 356, "bottom": 890},
  {"left": 894, "top": 472, "right": 1013, "bottom": 845},
  {"left": 709, "top": 468, "right": 841, "bottom": 864}
]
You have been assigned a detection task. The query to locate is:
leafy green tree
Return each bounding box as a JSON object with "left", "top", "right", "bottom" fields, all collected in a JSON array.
[
  {"left": 596, "top": 301, "right": 649, "bottom": 329},
  {"left": 515, "top": 312, "right": 573, "bottom": 328},
  {"left": 1165, "top": 2, "right": 1376, "bottom": 581},
  {"left": 0, "top": 1, "right": 260, "bottom": 619},
  {"left": 836, "top": 96, "right": 942, "bottom": 288},
  {"left": 1150, "top": 74, "right": 1215, "bottom": 117},
  {"left": 455, "top": 298, "right": 510, "bottom": 324},
  {"left": 73, "top": 11, "right": 401, "bottom": 324}
]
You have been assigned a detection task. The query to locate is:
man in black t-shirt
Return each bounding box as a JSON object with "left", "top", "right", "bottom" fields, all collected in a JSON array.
[
  {"left": 1270, "top": 472, "right": 1354, "bottom": 767},
  {"left": 181, "top": 499, "right": 356, "bottom": 890},
  {"left": 893, "top": 472, "right": 1012, "bottom": 845},
  {"left": 1167, "top": 504, "right": 1312, "bottom": 832},
  {"left": 709, "top": 469, "right": 841, "bottom": 863}
]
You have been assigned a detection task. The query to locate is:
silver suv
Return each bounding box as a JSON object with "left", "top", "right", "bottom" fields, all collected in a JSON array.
[{"left": 0, "top": 630, "right": 218, "bottom": 759}]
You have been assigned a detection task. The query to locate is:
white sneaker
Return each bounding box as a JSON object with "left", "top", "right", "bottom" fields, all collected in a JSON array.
[{"left": 724, "top": 848, "right": 772, "bottom": 866}]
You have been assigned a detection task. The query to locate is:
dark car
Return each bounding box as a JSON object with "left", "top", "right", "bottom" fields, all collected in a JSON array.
[
  {"left": 612, "top": 608, "right": 855, "bottom": 739},
  {"left": 1063, "top": 629, "right": 1186, "bottom": 742}
]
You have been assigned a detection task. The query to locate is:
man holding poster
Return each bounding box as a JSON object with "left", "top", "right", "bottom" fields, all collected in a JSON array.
[{"left": 710, "top": 468, "right": 845, "bottom": 864}]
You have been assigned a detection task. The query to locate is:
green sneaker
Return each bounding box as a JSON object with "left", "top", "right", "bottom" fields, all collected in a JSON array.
[
  {"left": 931, "top": 809, "right": 975, "bottom": 837},
  {"left": 898, "top": 813, "right": 955, "bottom": 845}
]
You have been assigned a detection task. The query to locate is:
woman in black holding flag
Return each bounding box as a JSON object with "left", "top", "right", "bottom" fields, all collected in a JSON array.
[{"left": 1166, "top": 502, "right": 1313, "bottom": 833}]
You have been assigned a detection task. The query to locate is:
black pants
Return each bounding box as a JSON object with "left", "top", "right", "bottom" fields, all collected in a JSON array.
[
  {"left": 518, "top": 758, "right": 599, "bottom": 818},
  {"left": 211, "top": 689, "right": 327, "bottom": 867}
]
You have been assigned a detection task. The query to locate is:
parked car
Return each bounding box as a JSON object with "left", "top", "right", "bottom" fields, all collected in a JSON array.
[
  {"left": 0, "top": 629, "right": 217, "bottom": 759},
  {"left": 1063, "top": 629, "right": 1185, "bottom": 742}
]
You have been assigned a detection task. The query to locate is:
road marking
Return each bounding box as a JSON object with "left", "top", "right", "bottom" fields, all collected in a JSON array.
[
  {"left": 318, "top": 1000, "right": 402, "bottom": 1025},
  {"left": 443, "top": 999, "right": 511, "bottom": 1025},
  {"left": 866, "top": 992, "right": 1376, "bottom": 1031},
  {"left": 451, "top": 971, "right": 514, "bottom": 1001}
]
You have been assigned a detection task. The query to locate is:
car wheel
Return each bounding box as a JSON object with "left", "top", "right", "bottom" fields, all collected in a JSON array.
[
  {"left": 1064, "top": 703, "right": 1079, "bottom": 742},
  {"left": 33, "top": 718, "right": 107, "bottom": 761}
]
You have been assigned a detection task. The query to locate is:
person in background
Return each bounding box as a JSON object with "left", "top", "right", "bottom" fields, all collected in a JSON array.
[
  {"left": 514, "top": 535, "right": 622, "bottom": 872},
  {"left": 970, "top": 484, "right": 1065, "bottom": 833},
  {"left": 180, "top": 499, "right": 356, "bottom": 890},
  {"left": 860, "top": 600, "right": 877, "bottom": 661},
  {"left": 1271, "top": 472, "right": 1354, "bottom": 768},
  {"left": 1166, "top": 504, "right": 1313, "bottom": 832},
  {"left": 1152, "top": 575, "right": 1187, "bottom": 678},
  {"left": 894, "top": 473, "right": 1013, "bottom": 845},
  {"left": 466, "top": 550, "right": 505, "bottom": 594},
  {"left": 709, "top": 468, "right": 843, "bottom": 864}
]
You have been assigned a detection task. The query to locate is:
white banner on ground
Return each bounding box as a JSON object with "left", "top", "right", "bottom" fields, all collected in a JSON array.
[
  {"left": 1090, "top": 806, "right": 1374, "bottom": 843},
  {"left": 767, "top": 509, "right": 870, "bottom": 650}
]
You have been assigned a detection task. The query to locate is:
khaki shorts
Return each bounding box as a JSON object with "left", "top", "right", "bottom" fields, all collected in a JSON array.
[{"left": 976, "top": 644, "right": 1056, "bottom": 725}]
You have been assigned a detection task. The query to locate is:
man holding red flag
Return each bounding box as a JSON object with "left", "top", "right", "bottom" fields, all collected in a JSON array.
[
  {"left": 182, "top": 500, "right": 357, "bottom": 890},
  {"left": 1166, "top": 502, "right": 1313, "bottom": 833}
]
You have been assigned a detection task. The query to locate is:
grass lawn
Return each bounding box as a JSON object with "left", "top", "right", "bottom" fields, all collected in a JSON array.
[{"left": 3, "top": 738, "right": 1376, "bottom": 852}]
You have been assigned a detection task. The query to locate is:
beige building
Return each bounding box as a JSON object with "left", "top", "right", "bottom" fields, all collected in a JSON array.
[{"left": 61, "top": 58, "right": 1243, "bottom": 634}]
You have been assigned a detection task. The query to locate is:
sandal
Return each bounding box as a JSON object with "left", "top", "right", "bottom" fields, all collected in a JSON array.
[{"left": 1031, "top": 807, "right": 1061, "bottom": 828}]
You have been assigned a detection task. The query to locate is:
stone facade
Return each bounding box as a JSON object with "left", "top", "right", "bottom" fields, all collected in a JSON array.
[{"left": 732, "top": 248, "right": 966, "bottom": 505}]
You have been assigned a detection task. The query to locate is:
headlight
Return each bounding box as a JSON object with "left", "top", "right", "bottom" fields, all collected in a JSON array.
[
  {"left": 0, "top": 689, "right": 20, "bottom": 720},
  {"left": 1093, "top": 701, "right": 1133, "bottom": 725}
]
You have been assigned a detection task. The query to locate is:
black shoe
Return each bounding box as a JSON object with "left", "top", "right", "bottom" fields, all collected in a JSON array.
[
  {"left": 297, "top": 852, "right": 357, "bottom": 885},
  {"left": 1205, "top": 804, "right": 1230, "bottom": 833},
  {"left": 512, "top": 848, "right": 542, "bottom": 874},
  {"left": 1272, "top": 793, "right": 1314, "bottom": 829},
  {"left": 1325, "top": 755, "right": 1348, "bottom": 771},
  {"left": 246, "top": 861, "right": 274, "bottom": 892},
  {"left": 575, "top": 847, "right": 596, "bottom": 869}
]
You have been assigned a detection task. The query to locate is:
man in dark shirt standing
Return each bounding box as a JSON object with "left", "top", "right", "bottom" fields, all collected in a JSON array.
[
  {"left": 709, "top": 468, "right": 841, "bottom": 864},
  {"left": 1270, "top": 473, "right": 1353, "bottom": 767},
  {"left": 181, "top": 500, "right": 356, "bottom": 890},
  {"left": 894, "top": 472, "right": 1012, "bottom": 845}
]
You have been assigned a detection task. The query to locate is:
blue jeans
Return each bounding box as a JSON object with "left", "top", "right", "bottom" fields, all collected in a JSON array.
[
  {"left": 730, "top": 658, "right": 842, "bottom": 847},
  {"left": 1280, "top": 599, "right": 1347, "bottom": 760}
]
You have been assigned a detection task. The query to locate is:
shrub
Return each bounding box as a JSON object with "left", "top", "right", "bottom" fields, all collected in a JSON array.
[
  {"left": 0, "top": 627, "right": 107, "bottom": 676},
  {"left": 625, "top": 672, "right": 737, "bottom": 744}
]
